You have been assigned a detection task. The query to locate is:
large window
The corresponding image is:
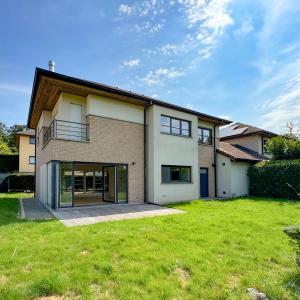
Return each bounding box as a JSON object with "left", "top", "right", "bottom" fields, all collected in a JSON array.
[
  {"left": 161, "top": 165, "right": 192, "bottom": 183},
  {"left": 198, "top": 127, "right": 213, "bottom": 145},
  {"left": 160, "top": 115, "right": 191, "bottom": 137}
]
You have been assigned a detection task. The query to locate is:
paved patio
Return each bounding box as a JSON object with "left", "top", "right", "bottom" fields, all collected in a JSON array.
[
  {"left": 51, "top": 204, "right": 185, "bottom": 227},
  {"left": 20, "top": 198, "right": 54, "bottom": 220}
]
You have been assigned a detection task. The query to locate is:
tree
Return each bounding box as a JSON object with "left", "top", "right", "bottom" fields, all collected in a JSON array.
[
  {"left": 6, "top": 124, "right": 27, "bottom": 153},
  {"left": 0, "top": 136, "right": 12, "bottom": 154},
  {"left": 0, "top": 122, "right": 8, "bottom": 141},
  {"left": 283, "top": 122, "right": 300, "bottom": 139},
  {"left": 266, "top": 136, "right": 300, "bottom": 160}
]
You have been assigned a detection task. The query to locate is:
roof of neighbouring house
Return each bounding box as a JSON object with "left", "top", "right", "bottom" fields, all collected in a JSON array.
[
  {"left": 27, "top": 68, "right": 232, "bottom": 128},
  {"left": 217, "top": 142, "right": 269, "bottom": 162},
  {"left": 15, "top": 129, "right": 35, "bottom": 136},
  {"left": 220, "top": 122, "right": 277, "bottom": 140}
]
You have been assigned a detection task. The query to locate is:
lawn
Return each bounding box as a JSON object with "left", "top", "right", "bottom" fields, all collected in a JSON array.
[{"left": 0, "top": 194, "right": 299, "bottom": 299}]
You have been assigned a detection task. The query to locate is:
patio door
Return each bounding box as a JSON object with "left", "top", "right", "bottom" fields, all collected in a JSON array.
[{"left": 103, "top": 166, "right": 116, "bottom": 203}]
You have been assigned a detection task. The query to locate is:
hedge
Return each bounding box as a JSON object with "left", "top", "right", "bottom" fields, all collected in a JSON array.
[
  {"left": 0, "top": 174, "right": 35, "bottom": 192},
  {"left": 0, "top": 154, "right": 18, "bottom": 172},
  {"left": 248, "top": 159, "right": 300, "bottom": 199}
]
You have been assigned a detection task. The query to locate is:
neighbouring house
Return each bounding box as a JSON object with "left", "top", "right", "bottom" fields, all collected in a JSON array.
[
  {"left": 216, "top": 123, "right": 277, "bottom": 197},
  {"left": 27, "top": 66, "right": 231, "bottom": 209},
  {"left": 217, "top": 142, "right": 268, "bottom": 198},
  {"left": 220, "top": 122, "right": 277, "bottom": 157},
  {"left": 15, "top": 129, "right": 36, "bottom": 174}
]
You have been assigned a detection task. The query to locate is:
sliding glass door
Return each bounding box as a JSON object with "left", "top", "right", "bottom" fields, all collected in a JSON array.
[
  {"left": 59, "top": 162, "right": 73, "bottom": 207},
  {"left": 103, "top": 166, "right": 115, "bottom": 203},
  {"left": 117, "top": 165, "right": 128, "bottom": 203},
  {"left": 58, "top": 162, "right": 128, "bottom": 207}
]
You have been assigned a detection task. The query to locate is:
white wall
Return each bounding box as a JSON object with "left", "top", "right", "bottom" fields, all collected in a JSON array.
[
  {"left": 217, "top": 153, "right": 231, "bottom": 197},
  {"left": 147, "top": 105, "right": 199, "bottom": 204},
  {"left": 230, "top": 161, "right": 250, "bottom": 197},
  {"left": 217, "top": 153, "right": 251, "bottom": 198},
  {"left": 86, "top": 94, "right": 144, "bottom": 124},
  {"left": 53, "top": 93, "right": 86, "bottom": 122}
]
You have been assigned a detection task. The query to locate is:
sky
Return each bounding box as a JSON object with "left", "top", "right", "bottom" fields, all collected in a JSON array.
[{"left": 1, "top": 0, "right": 300, "bottom": 133}]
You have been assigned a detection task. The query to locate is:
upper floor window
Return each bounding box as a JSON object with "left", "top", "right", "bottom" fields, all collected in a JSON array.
[
  {"left": 263, "top": 138, "right": 269, "bottom": 154},
  {"left": 29, "top": 156, "right": 35, "bottom": 164},
  {"left": 160, "top": 115, "right": 191, "bottom": 137},
  {"left": 29, "top": 137, "right": 36, "bottom": 145},
  {"left": 198, "top": 127, "right": 213, "bottom": 145},
  {"left": 161, "top": 165, "right": 192, "bottom": 183}
]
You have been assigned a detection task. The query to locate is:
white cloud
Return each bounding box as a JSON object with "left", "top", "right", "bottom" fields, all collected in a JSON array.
[
  {"left": 142, "top": 67, "right": 184, "bottom": 86},
  {"left": 186, "top": 103, "right": 194, "bottom": 109},
  {"left": 123, "top": 59, "right": 140, "bottom": 68},
  {"left": 234, "top": 17, "right": 254, "bottom": 36},
  {"left": 218, "top": 115, "right": 232, "bottom": 121},
  {"left": 119, "top": 4, "right": 133, "bottom": 15},
  {"left": 135, "top": 21, "right": 164, "bottom": 33},
  {"left": 178, "top": 0, "right": 233, "bottom": 62},
  {"left": 259, "top": 58, "right": 300, "bottom": 132},
  {"left": 119, "top": 0, "right": 165, "bottom": 17},
  {"left": 159, "top": 43, "right": 180, "bottom": 55},
  {"left": 0, "top": 83, "right": 31, "bottom": 95}
]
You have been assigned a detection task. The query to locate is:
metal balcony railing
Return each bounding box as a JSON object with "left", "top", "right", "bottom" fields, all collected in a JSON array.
[{"left": 43, "top": 119, "right": 89, "bottom": 145}]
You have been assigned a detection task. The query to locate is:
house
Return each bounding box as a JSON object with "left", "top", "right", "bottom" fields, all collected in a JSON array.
[
  {"left": 220, "top": 122, "right": 277, "bottom": 156},
  {"left": 217, "top": 142, "right": 268, "bottom": 198},
  {"left": 27, "top": 67, "right": 231, "bottom": 209},
  {"left": 15, "top": 129, "right": 36, "bottom": 174},
  {"left": 216, "top": 122, "right": 276, "bottom": 198}
]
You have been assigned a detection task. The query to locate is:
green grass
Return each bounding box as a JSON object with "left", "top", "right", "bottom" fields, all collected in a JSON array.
[{"left": 0, "top": 193, "right": 299, "bottom": 299}]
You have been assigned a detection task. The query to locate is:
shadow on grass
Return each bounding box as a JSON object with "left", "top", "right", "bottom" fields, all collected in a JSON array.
[
  {"left": 283, "top": 271, "right": 300, "bottom": 298},
  {"left": 168, "top": 196, "right": 300, "bottom": 209}
]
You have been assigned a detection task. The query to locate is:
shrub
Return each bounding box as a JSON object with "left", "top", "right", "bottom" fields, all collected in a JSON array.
[
  {"left": 284, "top": 226, "right": 300, "bottom": 267},
  {"left": 0, "top": 154, "right": 18, "bottom": 172},
  {"left": 248, "top": 159, "right": 300, "bottom": 199},
  {"left": 2, "top": 174, "right": 35, "bottom": 192}
]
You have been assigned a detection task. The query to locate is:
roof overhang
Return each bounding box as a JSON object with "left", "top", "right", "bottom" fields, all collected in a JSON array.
[
  {"left": 220, "top": 130, "right": 277, "bottom": 141},
  {"left": 216, "top": 149, "right": 265, "bottom": 163},
  {"left": 27, "top": 68, "right": 232, "bottom": 128}
]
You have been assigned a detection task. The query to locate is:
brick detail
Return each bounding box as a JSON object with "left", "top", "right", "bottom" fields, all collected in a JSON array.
[{"left": 36, "top": 115, "right": 144, "bottom": 203}]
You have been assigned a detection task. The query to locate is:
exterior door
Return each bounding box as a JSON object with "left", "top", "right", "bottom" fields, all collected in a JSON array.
[{"left": 200, "top": 168, "right": 209, "bottom": 198}]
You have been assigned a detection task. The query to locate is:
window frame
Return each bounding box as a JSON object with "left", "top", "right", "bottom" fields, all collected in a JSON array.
[
  {"left": 198, "top": 127, "right": 213, "bottom": 145},
  {"left": 161, "top": 165, "right": 192, "bottom": 184},
  {"left": 29, "top": 136, "right": 36, "bottom": 145},
  {"left": 29, "top": 156, "right": 35, "bottom": 165},
  {"left": 263, "top": 138, "right": 269, "bottom": 154},
  {"left": 160, "top": 115, "right": 191, "bottom": 137}
]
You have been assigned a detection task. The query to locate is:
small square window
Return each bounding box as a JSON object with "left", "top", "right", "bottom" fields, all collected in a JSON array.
[
  {"left": 29, "top": 156, "right": 35, "bottom": 164},
  {"left": 29, "top": 137, "right": 36, "bottom": 144}
]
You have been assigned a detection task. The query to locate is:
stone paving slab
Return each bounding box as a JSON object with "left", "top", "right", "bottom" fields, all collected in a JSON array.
[
  {"left": 20, "top": 198, "right": 54, "bottom": 220},
  {"left": 51, "top": 204, "right": 185, "bottom": 227}
]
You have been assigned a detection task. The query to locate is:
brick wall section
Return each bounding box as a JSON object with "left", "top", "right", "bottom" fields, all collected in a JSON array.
[
  {"left": 198, "top": 145, "right": 215, "bottom": 197},
  {"left": 37, "top": 115, "right": 144, "bottom": 204}
]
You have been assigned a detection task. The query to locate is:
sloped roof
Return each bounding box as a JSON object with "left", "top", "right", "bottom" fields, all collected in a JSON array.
[
  {"left": 27, "top": 68, "right": 232, "bottom": 128},
  {"left": 217, "top": 142, "right": 269, "bottom": 162},
  {"left": 220, "top": 122, "right": 277, "bottom": 140},
  {"left": 15, "top": 129, "right": 35, "bottom": 136}
]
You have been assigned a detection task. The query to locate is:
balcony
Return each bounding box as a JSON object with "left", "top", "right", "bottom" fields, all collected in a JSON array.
[{"left": 43, "top": 119, "right": 89, "bottom": 146}]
